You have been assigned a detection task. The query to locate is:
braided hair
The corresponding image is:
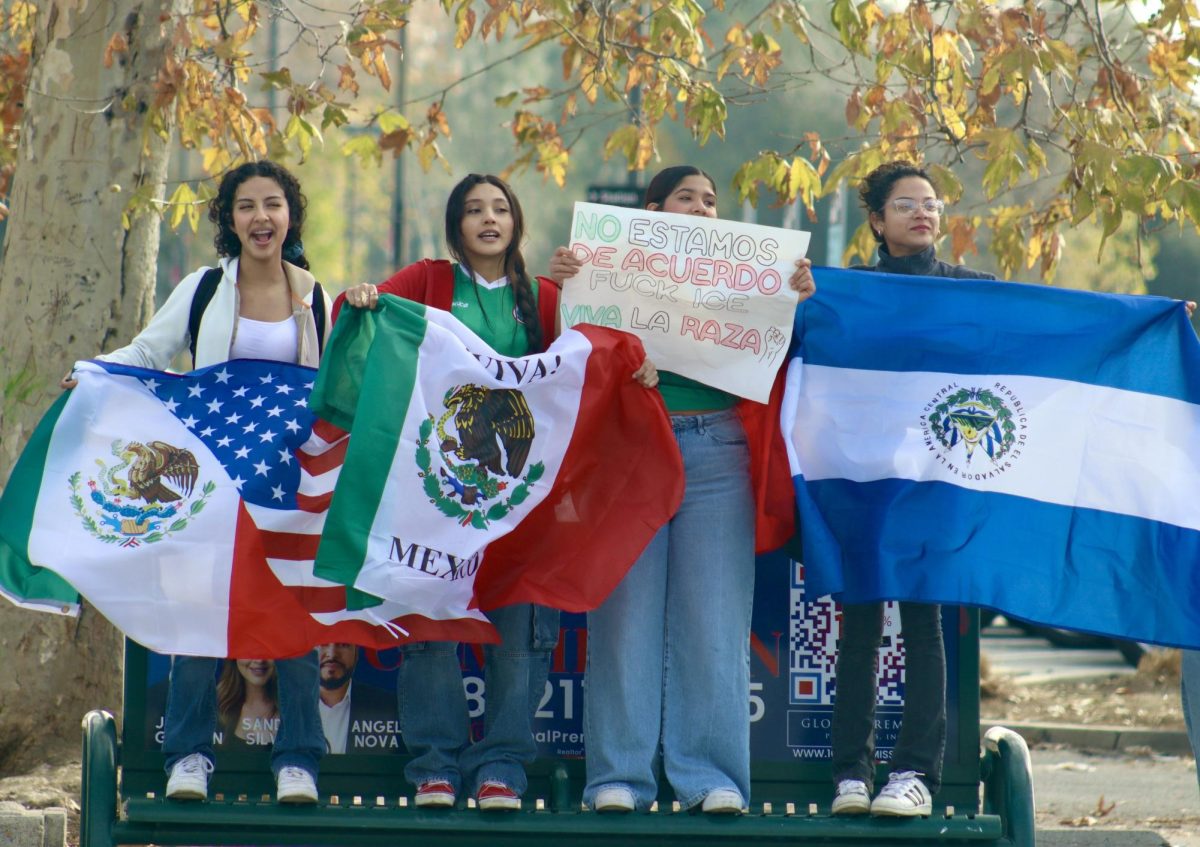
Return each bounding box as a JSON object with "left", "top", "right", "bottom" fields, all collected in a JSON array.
[{"left": 444, "top": 174, "right": 543, "bottom": 353}]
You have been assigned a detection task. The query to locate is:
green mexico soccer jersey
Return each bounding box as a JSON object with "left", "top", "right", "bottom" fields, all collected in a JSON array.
[
  {"left": 656, "top": 371, "right": 737, "bottom": 413},
  {"left": 450, "top": 264, "right": 538, "bottom": 357}
]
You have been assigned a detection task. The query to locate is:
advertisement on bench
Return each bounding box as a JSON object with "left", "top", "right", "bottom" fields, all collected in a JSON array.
[{"left": 141, "top": 552, "right": 960, "bottom": 763}]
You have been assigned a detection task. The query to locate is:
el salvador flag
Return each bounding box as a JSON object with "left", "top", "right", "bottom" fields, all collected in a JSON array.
[{"left": 785, "top": 267, "right": 1200, "bottom": 649}]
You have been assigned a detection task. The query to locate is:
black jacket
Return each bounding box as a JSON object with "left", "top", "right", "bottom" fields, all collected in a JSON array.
[{"left": 852, "top": 244, "right": 996, "bottom": 281}]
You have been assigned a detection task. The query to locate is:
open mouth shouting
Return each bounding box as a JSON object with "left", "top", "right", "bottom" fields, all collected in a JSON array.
[
  {"left": 231, "top": 175, "right": 292, "bottom": 261},
  {"left": 250, "top": 227, "right": 275, "bottom": 248}
]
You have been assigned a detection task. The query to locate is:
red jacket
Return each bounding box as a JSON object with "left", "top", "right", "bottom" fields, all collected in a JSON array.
[
  {"left": 332, "top": 259, "right": 792, "bottom": 553},
  {"left": 738, "top": 373, "right": 796, "bottom": 554},
  {"left": 331, "top": 259, "right": 561, "bottom": 353}
]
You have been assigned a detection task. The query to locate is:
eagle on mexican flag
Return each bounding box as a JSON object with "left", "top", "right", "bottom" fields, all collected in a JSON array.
[
  {"left": 0, "top": 296, "right": 682, "bottom": 656},
  {"left": 310, "top": 295, "right": 683, "bottom": 630}
]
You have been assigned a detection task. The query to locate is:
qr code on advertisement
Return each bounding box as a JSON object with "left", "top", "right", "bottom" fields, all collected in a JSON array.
[{"left": 788, "top": 560, "right": 906, "bottom": 707}]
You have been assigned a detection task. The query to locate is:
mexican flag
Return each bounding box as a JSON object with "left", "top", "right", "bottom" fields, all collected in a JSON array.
[
  {"left": 311, "top": 295, "right": 683, "bottom": 619},
  {"left": 0, "top": 358, "right": 497, "bottom": 657}
]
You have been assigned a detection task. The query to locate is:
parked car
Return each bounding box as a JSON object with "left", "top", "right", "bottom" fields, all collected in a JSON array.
[{"left": 980, "top": 611, "right": 1155, "bottom": 667}]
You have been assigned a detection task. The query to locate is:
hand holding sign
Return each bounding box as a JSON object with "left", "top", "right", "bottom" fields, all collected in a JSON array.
[
  {"left": 549, "top": 246, "right": 583, "bottom": 284},
  {"left": 790, "top": 258, "right": 816, "bottom": 298},
  {"left": 559, "top": 202, "right": 810, "bottom": 402}
]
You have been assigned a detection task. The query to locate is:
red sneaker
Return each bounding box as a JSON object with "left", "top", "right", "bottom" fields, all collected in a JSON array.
[
  {"left": 414, "top": 780, "right": 456, "bottom": 808},
  {"left": 476, "top": 781, "right": 521, "bottom": 811}
]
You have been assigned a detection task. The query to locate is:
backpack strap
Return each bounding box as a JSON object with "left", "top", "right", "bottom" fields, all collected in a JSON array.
[
  {"left": 188, "top": 267, "right": 225, "bottom": 367},
  {"left": 312, "top": 282, "right": 326, "bottom": 354},
  {"left": 190, "top": 267, "right": 327, "bottom": 365}
]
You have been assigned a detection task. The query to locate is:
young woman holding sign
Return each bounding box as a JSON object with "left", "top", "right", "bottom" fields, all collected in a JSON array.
[
  {"left": 549, "top": 164, "right": 815, "bottom": 814},
  {"left": 828, "top": 161, "right": 994, "bottom": 819},
  {"left": 336, "top": 173, "right": 656, "bottom": 812}
]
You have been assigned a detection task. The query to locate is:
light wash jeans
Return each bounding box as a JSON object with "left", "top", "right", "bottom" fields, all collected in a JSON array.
[
  {"left": 397, "top": 603, "right": 560, "bottom": 797},
  {"left": 830, "top": 601, "right": 947, "bottom": 794},
  {"left": 583, "top": 409, "right": 755, "bottom": 811},
  {"left": 1182, "top": 649, "right": 1200, "bottom": 795},
  {"left": 162, "top": 653, "right": 324, "bottom": 779}
]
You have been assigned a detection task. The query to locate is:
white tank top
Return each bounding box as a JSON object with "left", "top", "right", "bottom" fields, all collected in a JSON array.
[{"left": 230, "top": 316, "right": 298, "bottom": 364}]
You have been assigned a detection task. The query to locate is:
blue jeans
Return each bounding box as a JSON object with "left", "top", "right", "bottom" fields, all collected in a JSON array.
[
  {"left": 1183, "top": 650, "right": 1200, "bottom": 795},
  {"left": 584, "top": 409, "right": 755, "bottom": 811},
  {"left": 397, "top": 603, "right": 559, "bottom": 796},
  {"left": 830, "top": 602, "right": 947, "bottom": 793},
  {"left": 162, "top": 653, "right": 324, "bottom": 779}
]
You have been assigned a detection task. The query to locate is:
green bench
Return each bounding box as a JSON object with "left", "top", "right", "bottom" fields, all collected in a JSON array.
[{"left": 80, "top": 604, "right": 1035, "bottom": 847}]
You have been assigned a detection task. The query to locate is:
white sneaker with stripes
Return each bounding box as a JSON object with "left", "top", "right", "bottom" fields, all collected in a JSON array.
[
  {"left": 830, "top": 779, "right": 871, "bottom": 815},
  {"left": 869, "top": 771, "right": 932, "bottom": 817}
]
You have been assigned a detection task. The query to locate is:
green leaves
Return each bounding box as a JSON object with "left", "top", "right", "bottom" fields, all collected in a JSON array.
[
  {"left": 50, "top": 0, "right": 1196, "bottom": 282},
  {"left": 165, "top": 183, "right": 202, "bottom": 233},
  {"left": 284, "top": 114, "right": 321, "bottom": 160},
  {"left": 976, "top": 129, "right": 1027, "bottom": 199},
  {"left": 684, "top": 85, "right": 727, "bottom": 145},
  {"left": 1167, "top": 180, "right": 1200, "bottom": 233}
]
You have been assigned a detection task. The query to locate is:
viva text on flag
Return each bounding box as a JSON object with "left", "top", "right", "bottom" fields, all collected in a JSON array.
[{"left": 311, "top": 297, "right": 679, "bottom": 623}]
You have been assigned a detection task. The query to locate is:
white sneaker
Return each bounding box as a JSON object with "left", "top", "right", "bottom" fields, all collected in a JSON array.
[
  {"left": 165, "top": 753, "right": 213, "bottom": 801},
  {"left": 870, "top": 771, "right": 932, "bottom": 817},
  {"left": 700, "top": 788, "right": 745, "bottom": 815},
  {"left": 276, "top": 766, "right": 318, "bottom": 804},
  {"left": 593, "top": 785, "right": 635, "bottom": 812},
  {"left": 830, "top": 779, "right": 871, "bottom": 815}
]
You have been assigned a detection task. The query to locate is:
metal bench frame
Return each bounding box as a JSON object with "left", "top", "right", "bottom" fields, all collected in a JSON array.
[{"left": 80, "top": 620, "right": 1034, "bottom": 847}]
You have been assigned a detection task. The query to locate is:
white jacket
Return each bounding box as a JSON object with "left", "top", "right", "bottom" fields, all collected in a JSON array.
[{"left": 84, "top": 257, "right": 330, "bottom": 371}]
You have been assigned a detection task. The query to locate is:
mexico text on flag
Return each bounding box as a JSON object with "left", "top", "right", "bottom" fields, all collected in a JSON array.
[
  {"left": 785, "top": 267, "right": 1200, "bottom": 649},
  {"left": 0, "top": 358, "right": 491, "bottom": 657},
  {"left": 311, "top": 295, "right": 684, "bottom": 621}
]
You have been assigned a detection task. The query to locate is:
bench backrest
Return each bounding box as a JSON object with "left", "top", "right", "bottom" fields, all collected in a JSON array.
[{"left": 118, "top": 551, "right": 981, "bottom": 808}]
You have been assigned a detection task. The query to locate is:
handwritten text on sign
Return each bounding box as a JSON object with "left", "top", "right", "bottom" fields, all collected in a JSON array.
[{"left": 560, "top": 202, "right": 810, "bottom": 402}]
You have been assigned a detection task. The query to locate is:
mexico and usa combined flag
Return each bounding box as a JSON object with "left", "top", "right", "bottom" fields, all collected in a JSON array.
[
  {"left": 0, "top": 357, "right": 374, "bottom": 657},
  {"left": 785, "top": 267, "right": 1200, "bottom": 649},
  {"left": 0, "top": 298, "right": 681, "bottom": 657}
]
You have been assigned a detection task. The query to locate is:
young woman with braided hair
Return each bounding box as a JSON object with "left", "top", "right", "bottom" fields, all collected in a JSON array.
[{"left": 336, "top": 173, "right": 654, "bottom": 812}]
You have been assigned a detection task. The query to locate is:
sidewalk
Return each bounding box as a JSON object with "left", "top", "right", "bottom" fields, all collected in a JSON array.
[{"left": 982, "top": 718, "right": 1194, "bottom": 756}]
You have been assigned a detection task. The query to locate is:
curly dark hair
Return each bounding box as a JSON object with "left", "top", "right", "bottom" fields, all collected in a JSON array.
[
  {"left": 857, "top": 161, "right": 938, "bottom": 244},
  {"left": 444, "top": 174, "right": 542, "bottom": 353},
  {"left": 208, "top": 160, "right": 309, "bottom": 270},
  {"left": 643, "top": 165, "right": 717, "bottom": 211}
]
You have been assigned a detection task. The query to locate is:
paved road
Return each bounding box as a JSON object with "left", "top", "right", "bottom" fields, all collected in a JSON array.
[
  {"left": 1033, "top": 747, "right": 1199, "bottom": 846},
  {"left": 981, "top": 619, "right": 1134, "bottom": 684},
  {"left": 980, "top": 618, "right": 1196, "bottom": 843}
]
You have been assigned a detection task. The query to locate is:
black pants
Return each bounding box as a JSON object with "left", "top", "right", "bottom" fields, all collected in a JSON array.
[{"left": 830, "top": 601, "right": 947, "bottom": 793}]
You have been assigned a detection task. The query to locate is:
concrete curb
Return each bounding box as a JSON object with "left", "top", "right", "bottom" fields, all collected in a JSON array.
[
  {"left": 0, "top": 801, "right": 66, "bottom": 847},
  {"left": 982, "top": 719, "right": 1193, "bottom": 756}
]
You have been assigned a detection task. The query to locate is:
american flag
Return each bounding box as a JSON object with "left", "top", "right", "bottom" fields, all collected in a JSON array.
[{"left": 112, "top": 357, "right": 497, "bottom": 656}]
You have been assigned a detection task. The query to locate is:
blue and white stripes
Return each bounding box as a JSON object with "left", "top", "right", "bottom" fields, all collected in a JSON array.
[{"left": 785, "top": 267, "right": 1200, "bottom": 648}]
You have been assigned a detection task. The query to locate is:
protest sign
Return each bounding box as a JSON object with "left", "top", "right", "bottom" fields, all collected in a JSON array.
[{"left": 560, "top": 201, "right": 810, "bottom": 402}]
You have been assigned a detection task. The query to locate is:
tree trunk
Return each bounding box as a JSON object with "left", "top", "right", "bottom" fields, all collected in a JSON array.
[{"left": 0, "top": 0, "right": 181, "bottom": 770}]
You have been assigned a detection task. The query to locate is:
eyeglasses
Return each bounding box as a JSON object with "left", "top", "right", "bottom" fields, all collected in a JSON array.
[{"left": 889, "top": 198, "right": 944, "bottom": 216}]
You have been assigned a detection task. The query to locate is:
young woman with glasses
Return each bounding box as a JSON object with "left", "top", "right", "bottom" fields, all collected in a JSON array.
[{"left": 830, "top": 161, "right": 994, "bottom": 819}]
